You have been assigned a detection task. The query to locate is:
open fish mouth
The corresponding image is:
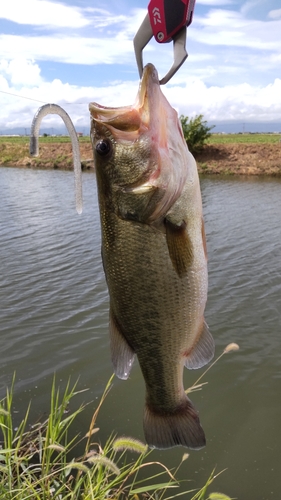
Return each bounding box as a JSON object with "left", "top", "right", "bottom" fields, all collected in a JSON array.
[{"left": 89, "top": 64, "right": 170, "bottom": 137}]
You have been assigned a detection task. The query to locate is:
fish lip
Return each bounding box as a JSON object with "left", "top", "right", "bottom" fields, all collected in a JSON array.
[
  {"left": 89, "top": 102, "right": 132, "bottom": 120},
  {"left": 137, "top": 63, "right": 160, "bottom": 109}
]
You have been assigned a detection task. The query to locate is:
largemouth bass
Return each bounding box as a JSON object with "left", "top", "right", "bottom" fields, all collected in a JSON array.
[{"left": 89, "top": 63, "right": 214, "bottom": 450}]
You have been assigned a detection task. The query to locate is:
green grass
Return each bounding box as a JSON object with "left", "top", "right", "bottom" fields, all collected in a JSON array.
[
  {"left": 1, "top": 133, "right": 280, "bottom": 153},
  {"left": 1, "top": 133, "right": 281, "bottom": 147},
  {"left": 207, "top": 133, "right": 281, "bottom": 144},
  {"left": 0, "top": 136, "right": 91, "bottom": 145},
  {"left": 0, "top": 358, "right": 237, "bottom": 500}
]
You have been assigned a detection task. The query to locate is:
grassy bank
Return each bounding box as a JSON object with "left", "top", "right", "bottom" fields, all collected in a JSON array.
[
  {"left": 0, "top": 346, "right": 239, "bottom": 499},
  {"left": 197, "top": 134, "right": 281, "bottom": 176},
  {"left": 0, "top": 375, "right": 230, "bottom": 500},
  {"left": 0, "top": 136, "right": 93, "bottom": 170},
  {"left": 1, "top": 134, "right": 281, "bottom": 175}
]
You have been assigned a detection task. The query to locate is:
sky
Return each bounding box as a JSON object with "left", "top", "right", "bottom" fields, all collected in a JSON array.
[{"left": 0, "top": 0, "right": 281, "bottom": 134}]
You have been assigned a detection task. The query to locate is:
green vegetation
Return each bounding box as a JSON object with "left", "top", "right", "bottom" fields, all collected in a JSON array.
[
  {"left": 180, "top": 114, "right": 281, "bottom": 149},
  {"left": 207, "top": 133, "right": 281, "bottom": 144},
  {"left": 1, "top": 131, "right": 280, "bottom": 150},
  {"left": 0, "top": 136, "right": 91, "bottom": 145},
  {"left": 180, "top": 115, "right": 215, "bottom": 153},
  {"left": 0, "top": 351, "right": 238, "bottom": 500}
]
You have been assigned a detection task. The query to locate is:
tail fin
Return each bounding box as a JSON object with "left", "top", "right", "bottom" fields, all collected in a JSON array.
[{"left": 143, "top": 396, "right": 206, "bottom": 450}]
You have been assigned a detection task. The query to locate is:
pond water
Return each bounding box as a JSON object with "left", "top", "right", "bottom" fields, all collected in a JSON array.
[{"left": 0, "top": 166, "right": 281, "bottom": 499}]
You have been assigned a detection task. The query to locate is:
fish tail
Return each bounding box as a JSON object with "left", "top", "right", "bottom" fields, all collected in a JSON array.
[{"left": 143, "top": 397, "right": 206, "bottom": 450}]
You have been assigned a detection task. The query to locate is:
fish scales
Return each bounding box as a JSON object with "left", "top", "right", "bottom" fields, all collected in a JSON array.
[{"left": 90, "top": 63, "right": 215, "bottom": 450}]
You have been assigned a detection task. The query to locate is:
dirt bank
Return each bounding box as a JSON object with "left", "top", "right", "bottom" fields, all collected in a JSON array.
[
  {"left": 196, "top": 142, "right": 281, "bottom": 176},
  {"left": 0, "top": 141, "right": 94, "bottom": 170},
  {"left": 1, "top": 140, "right": 281, "bottom": 176}
]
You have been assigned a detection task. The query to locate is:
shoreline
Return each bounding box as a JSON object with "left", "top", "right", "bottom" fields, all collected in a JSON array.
[
  {"left": 196, "top": 142, "right": 281, "bottom": 176},
  {"left": 1, "top": 140, "right": 281, "bottom": 176}
]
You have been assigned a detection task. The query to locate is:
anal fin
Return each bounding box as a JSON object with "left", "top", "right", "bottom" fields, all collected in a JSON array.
[
  {"left": 184, "top": 319, "right": 215, "bottom": 370},
  {"left": 110, "top": 309, "right": 135, "bottom": 380}
]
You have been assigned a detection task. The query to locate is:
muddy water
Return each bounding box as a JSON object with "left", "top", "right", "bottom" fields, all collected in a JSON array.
[{"left": 1, "top": 166, "right": 281, "bottom": 499}]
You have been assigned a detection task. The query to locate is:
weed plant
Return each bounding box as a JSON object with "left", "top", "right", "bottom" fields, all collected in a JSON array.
[
  {"left": 0, "top": 346, "right": 238, "bottom": 500},
  {"left": 180, "top": 115, "right": 214, "bottom": 153}
]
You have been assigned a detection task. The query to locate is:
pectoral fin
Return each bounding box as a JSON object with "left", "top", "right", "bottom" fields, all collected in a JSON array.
[
  {"left": 184, "top": 320, "right": 215, "bottom": 370},
  {"left": 109, "top": 309, "right": 135, "bottom": 380},
  {"left": 165, "top": 219, "right": 193, "bottom": 278},
  {"left": 201, "top": 217, "right": 208, "bottom": 260}
]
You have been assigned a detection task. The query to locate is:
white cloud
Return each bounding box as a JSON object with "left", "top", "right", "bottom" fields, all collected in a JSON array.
[
  {"left": 0, "top": 63, "right": 139, "bottom": 130},
  {"left": 0, "top": 2, "right": 281, "bottom": 130},
  {"left": 0, "top": 8, "right": 145, "bottom": 67},
  {"left": 81, "top": 8, "right": 127, "bottom": 29},
  {"left": 192, "top": 8, "right": 281, "bottom": 51},
  {"left": 1, "top": 63, "right": 281, "bottom": 132},
  {"left": 1, "top": 4, "right": 280, "bottom": 73},
  {"left": 0, "top": 75, "right": 9, "bottom": 92},
  {"left": 196, "top": 0, "right": 235, "bottom": 4},
  {"left": 0, "top": 58, "right": 42, "bottom": 86},
  {"left": 240, "top": 1, "right": 261, "bottom": 16},
  {"left": 163, "top": 78, "right": 281, "bottom": 122},
  {"left": 0, "top": 10, "right": 280, "bottom": 83},
  {"left": 268, "top": 9, "right": 281, "bottom": 19},
  {"left": 0, "top": 34, "right": 134, "bottom": 66},
  {"left": 0, "top": 0, "right": 90, "bottom": 28}
]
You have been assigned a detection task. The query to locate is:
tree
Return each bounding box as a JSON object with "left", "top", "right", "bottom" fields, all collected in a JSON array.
[{"left": 180, "top": 114, "right": 214, "bottom": 153}]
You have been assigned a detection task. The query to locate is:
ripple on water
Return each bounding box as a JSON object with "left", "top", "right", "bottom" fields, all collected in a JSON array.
[{"left": 1, "top": 168, "right": 281, "bottom": 500}]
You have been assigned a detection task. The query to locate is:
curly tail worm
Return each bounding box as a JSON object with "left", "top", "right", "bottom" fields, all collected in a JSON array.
[{"left": 30, "top": 104, "right": 83, "bottom": 214}]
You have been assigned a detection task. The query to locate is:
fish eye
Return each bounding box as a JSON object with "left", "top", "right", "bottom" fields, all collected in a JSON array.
[{"left": 96, "top": 139, "right": 111, "bottom": 156}]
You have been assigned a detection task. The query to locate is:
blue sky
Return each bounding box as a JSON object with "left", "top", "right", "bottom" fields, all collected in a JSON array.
[{"left": 0, "top": 0, "right": 281, "bottom": 133}]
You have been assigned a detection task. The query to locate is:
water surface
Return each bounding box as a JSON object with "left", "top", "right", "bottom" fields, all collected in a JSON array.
[{"left": 0, "top": 167, "right": 281, "bottom": 499}]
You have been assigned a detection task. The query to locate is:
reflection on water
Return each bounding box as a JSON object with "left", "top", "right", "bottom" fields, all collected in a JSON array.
[{"left": 0, "top": 167, "right": 281, "bottom": 499}]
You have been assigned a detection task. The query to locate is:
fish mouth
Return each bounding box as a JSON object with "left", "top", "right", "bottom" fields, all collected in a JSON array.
[{"left": 89, "top": 64, "right": 163, "bottom": 136}]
